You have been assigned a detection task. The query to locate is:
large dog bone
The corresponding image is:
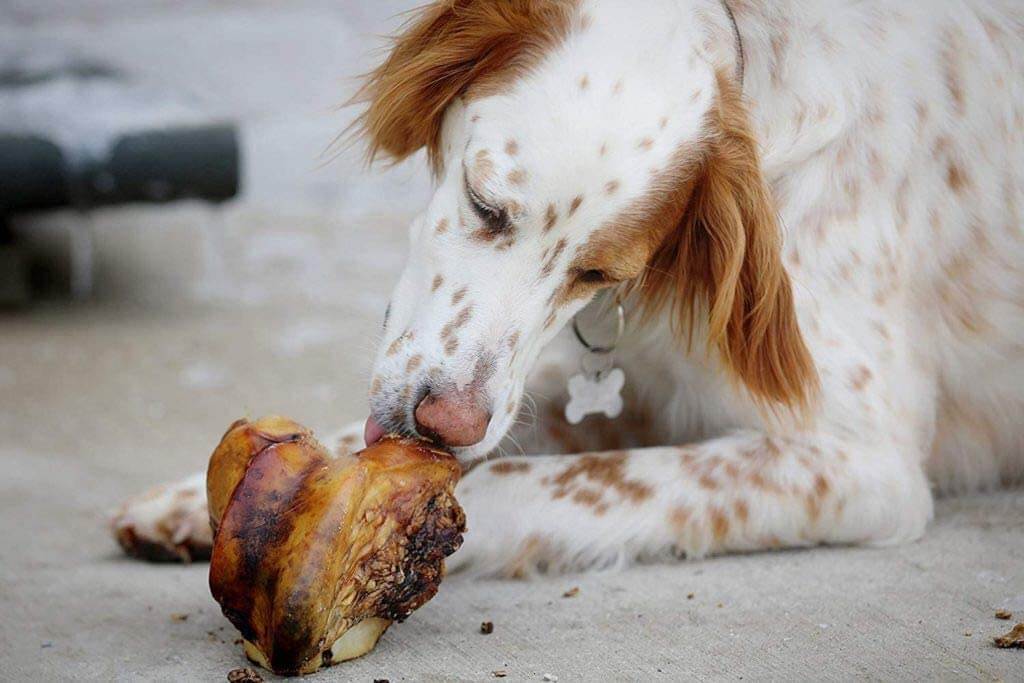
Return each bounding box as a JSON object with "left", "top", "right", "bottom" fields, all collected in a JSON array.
[{"left": 207, "top": 416, "right": 465, "bottom": 676}]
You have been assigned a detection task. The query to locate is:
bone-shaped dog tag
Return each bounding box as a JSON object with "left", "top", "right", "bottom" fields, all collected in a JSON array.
[{"left": 565, "top": 367, "right": 624, "bottom": 424}]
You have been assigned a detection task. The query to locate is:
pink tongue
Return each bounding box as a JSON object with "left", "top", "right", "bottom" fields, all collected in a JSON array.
[{"left": 363, "top": 416, "right": 385, "bottom": 446}]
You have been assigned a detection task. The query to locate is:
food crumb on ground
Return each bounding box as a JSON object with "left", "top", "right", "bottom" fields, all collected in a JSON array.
[
  {"left": 995, "top": 609, "right": 1012, "bottom": 620},
  {"left": 993, "top": 622, "right": 1024, "bottom": 649},
  {"left": 562, "top": 587, "right": 580, "bottom": 598},
  {"left": 480, "top": 621, "right": 494, "bottom": 635},
  {"left": 492, "top": 670, "right": 508, "bottom": 678},
  {"left": 226, "top": 668, "right": 263, "bottom": 683},
  {"left": 964, "top": 631, "right": 972, "bottom": 637},
  {"left": 373, "top": 679, "right": 390, "bottom": 683},
  {"left": 687, "top": 593, "right": 695, "bottom": 600},
  {"left": 542, "top": 674, "right": 559, "bottom": 682},
  {"left": 170, "top": 613, "right": 188, "bottom": 622}
]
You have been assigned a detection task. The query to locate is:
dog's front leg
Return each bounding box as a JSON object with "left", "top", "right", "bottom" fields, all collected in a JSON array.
[{"left": 448, "top": 430, "right": 932, "bottom": 576}]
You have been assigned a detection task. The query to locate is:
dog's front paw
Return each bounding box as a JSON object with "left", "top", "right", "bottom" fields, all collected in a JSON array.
[{"left": 111, "top": 471, "right": 211, "bottom": 562}]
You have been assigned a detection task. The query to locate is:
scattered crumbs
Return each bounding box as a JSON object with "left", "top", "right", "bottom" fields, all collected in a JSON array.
[
  {"left": 207, "top": 631, "right": 219, "bottom": 642},
  {"left": 994, "top": 622, "right": 1024, "bottom": 649},
  {"left": 562, "top": 587, "right": 580, "bottom": 599},
  {"left": 170, "top": 613, "right": 189, "bottom": 622},
  {"left": 226, "top": 668, "right": 263, "bottom": 683},
  {"left": 542, "top": 675, "right": 559, "bottom": 682},
  {"left": 492, "top": 671, "right": 508, "bottom": 678},
  {"left": 40, "top": 642, "right": 52, "bottom": 649},
  {"left": 687, "top": 593, "right": 695, "bottom": 600},
  {"left": 995, "top": 610, "right": 1012, "bottom": 620},
  {"left": 480, "top": 621, "right": 494, "bottom": 635}
]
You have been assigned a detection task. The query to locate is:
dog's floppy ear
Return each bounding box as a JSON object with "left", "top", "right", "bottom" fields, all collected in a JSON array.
[
  {"left": 640, "top": 71, "right": 818, "bottom": 415},
  {"left": 351, "top": 0, "right": 576, "bottom": 174}
]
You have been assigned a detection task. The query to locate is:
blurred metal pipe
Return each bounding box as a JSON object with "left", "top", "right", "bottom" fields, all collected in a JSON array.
[{"left": 0, "top": 124, "right": 240, "bottom": 213}]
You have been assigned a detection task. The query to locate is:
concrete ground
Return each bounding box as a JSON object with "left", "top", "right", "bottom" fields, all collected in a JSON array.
[{"left": 1, "top": 2, "right": 1022, "bottom": 681}]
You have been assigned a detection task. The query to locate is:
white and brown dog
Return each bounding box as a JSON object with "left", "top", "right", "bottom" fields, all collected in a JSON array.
[{"left": 113, "top": 0, "right": 1024, "bottom": 576}]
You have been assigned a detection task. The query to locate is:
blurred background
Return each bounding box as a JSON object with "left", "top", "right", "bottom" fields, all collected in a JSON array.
[{"left": 1, "top": 1, "right": 429, "bottom": 492}]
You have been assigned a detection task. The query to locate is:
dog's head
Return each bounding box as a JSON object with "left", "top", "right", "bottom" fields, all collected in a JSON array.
[{"left": 355, "top": 0, "right": 816, "bottom": 461}]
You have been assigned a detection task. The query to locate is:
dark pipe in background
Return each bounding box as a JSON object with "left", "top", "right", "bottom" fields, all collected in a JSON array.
[{"left": 0, "top": 125, "right": 240, "bottom": 214}]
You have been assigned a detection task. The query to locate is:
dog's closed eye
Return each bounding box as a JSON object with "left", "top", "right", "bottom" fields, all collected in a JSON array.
[{"left": 465, "top": 177, "right": 511, "bottom": 234}]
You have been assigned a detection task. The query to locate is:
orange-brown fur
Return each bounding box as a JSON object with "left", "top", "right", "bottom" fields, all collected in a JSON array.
[{"left": 350, "top": 0, "right": 578, "bottom": 174}]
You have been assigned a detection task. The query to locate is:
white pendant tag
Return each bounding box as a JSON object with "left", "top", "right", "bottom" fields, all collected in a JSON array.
[{"left": 565, "top": 367, "right": 624, "bottom": 424}]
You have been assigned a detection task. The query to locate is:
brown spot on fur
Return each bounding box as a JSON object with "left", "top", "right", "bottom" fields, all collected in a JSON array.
[
  {"left": 813, "top": 474, "right": 830, "bottom": 498},
  {"left": 659, "top": 116, "right": 668, "bottom": 129},
  {"left": 386, "top": 330, "right": 413, "bottom": 356},
  {"left": 506, "top": 330, "right": 521, "bottom": 352},
  {"left": 604, "top": 180, "right": 620, "bottom": 194},
  {"left": 599, "top": 142, "right": 608, "bottom": 156},
  {"left": 452, "top": 286, "right": 468, "bottom": 305},
  {"left": 543, "top": 310, "right": 557, "bottom": 329},
  {"left": 940, "top": 28, "right": 966, "bottom": 116},
  {"left": 370, "top": 376, "right": 382, "bottom": 395},
  {"left": 444, "top": 337, "right": 458, "bottom": 355},
  {"left": 915, "top": 101, "right": 929, "bottom": 128},
  {"left": 571, "top": 488, "right": 604, "bottom": 510},
  {"left": 578, "top": 74, "right": 589, "bottom": 90},
  {"left": 490, "top": 461, "right": 530, "bottom": 475},
  {"left": 805, "top": 493, "right": 821, "bottom": 522},
  {"left": 612, "top": 79, "right": 623, "bottom": 94},
  {"left": 850, "top": 365, "right": 873, "bottom": 391},
  {"left": 710, "top": 507, "right": 730, "bottom": 542},
  {"left": 507, "top": 167, "right": 527, "bottom": 186},
  {"left": 406, "top": 354, "right": 423, "bottom": 373},
  {"left": 504, "top": 139, "right": 519, "bottom": 156},
  {"left": 668, "top": 506, "right": 691, "bottom": 533},
  {"left": 568, "top": 195, "right": 583, "bottom": 216},
  {"left": 698, "top": 474, "right": 720, "bottom": 490},
  {"left": 733, "top": 499, "right": 749, "bottom": 523},
  {"left": 947, "top": 163, "right": 970, "bottom": 194},
  {"left": 435, "top": 217, "right": 449, "bottom": 235},
  {"left": 546, "top": 452, "right": 653, "bottom": 504},
  {"left": 637, "top": 137, "right": 653, "bottom": 151},
  {"left": 431, "top": 274, "right": 444, "bottom": 292},
  {"left": 441, "top": 305, "right": 474, "bottom": 341},
  {"left": 544, "top": 203, "right": 558, "bottom": 232},
  {"left": 540, "top": 237, "right": 569, "bottom": 278}
]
